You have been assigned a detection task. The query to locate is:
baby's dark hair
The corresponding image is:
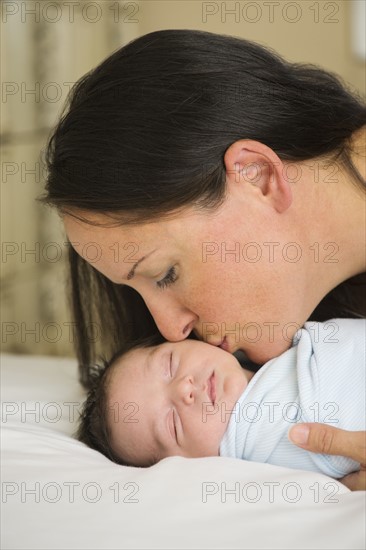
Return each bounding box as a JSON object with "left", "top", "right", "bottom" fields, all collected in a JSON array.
[{"left": 75, "top": 333, "right": 166, "bottom": 467}]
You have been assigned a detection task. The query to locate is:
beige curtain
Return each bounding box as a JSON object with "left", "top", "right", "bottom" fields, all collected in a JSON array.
[{"left": 1, "top": 1, "right": 140, "bottom": 356}]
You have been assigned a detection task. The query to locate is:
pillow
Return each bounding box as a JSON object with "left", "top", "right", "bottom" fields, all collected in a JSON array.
[{"left": 1, "top": 353, "right": 365, "bottom": 550}]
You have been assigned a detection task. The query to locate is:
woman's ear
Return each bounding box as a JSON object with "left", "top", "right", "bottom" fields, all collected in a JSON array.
[{"left": 224, "top": 139, "right": 293, "bottom": 213}]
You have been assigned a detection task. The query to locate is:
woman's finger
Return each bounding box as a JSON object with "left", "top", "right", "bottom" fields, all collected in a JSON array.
[
  {"left": 340, "top": 468, "right": 366, "bottom": 491},
  {"left": 288, "top": 424, "right": 366, "bottom": 464}
]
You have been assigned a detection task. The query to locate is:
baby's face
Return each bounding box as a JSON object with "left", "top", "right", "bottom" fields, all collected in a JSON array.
[{"left": 107, "top": 340, "right": 252, "bottom": 466}]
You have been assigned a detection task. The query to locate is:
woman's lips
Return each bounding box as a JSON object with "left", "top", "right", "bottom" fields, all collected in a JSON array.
[{"left": 219, "top": 337, "right": 229, "bottom": 352}]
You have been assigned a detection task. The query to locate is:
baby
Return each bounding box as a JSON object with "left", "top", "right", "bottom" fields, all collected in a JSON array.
[{"left": 77, "top": 318, "right": 365, "bottom": 478}]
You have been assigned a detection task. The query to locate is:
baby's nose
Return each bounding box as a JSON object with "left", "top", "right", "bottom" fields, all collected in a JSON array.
[{"left": 174, "top": 375, "right": 195, "bottom": 405}]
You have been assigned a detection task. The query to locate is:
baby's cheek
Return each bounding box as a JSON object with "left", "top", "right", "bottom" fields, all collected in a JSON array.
[{"left": 204, "top": 411, "right": 227, "bottom": 454}]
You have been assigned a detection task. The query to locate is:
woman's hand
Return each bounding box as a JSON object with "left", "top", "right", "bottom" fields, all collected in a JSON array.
[{"left": 289, "top": 424, "right": 366, "bottom": 490}]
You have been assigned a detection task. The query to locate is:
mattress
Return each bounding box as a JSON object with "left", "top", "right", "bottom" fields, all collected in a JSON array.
[{"left": 1, "top": 352, "right": 365, "bottom": 549}]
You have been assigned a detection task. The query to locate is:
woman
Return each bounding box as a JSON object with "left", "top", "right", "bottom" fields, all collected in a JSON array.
[{"left": 41, "top": 30, "right": 365, "bottom": 488}]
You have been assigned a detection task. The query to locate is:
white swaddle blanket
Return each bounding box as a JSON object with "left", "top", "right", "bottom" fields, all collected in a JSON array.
[{"left": 220, "top": 318, "right": 366, "bottom": 477}]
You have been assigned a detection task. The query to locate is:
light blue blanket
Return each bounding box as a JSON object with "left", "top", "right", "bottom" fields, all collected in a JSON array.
[{"left": 220, "top": 318, "right": 366, "bottom": 477}]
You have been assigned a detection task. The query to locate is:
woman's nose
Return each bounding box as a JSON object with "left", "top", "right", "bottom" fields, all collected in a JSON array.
[{"left": 145, "top": 296, "right": 198, "bottom": 342}]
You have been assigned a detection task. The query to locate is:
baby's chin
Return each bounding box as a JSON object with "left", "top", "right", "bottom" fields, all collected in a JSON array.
[
  {"left": 235, "top": 367, "right": 252, "bottom": 397},
  {"left": 239, "top": 376, "right": 250, "bottom": 396}
]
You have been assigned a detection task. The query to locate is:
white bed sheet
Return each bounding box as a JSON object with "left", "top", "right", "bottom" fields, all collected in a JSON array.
[{"left": 1, "top": 352, "right": 365, "bottom": 550}]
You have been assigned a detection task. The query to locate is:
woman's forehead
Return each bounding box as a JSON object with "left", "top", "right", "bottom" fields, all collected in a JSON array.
[
  {"left": 63, "top": 214, "right": 161, "bottom": 258},
  {"left": 62, "top": 206, "right": 214, "bottom": 250},
  {"left": 62, "top": 203, "right": 201, "bottom": 229}
]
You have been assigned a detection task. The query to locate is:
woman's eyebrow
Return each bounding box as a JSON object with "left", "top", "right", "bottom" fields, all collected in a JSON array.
[{"left": 125, "top": 249, "right": 157, "bottom": 280}]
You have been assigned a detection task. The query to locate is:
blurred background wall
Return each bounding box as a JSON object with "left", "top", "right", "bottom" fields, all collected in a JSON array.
[{"left": 1, "top": 0, "right": 365, "bottom": 357}]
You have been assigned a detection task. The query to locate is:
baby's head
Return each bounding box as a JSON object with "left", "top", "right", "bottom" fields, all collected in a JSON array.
[{"left": 77, "top": 336, "right": 252, "bottom": 467}]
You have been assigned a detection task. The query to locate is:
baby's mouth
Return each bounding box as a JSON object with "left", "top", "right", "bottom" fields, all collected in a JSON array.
[{"left": 207, "top": 372, "right": 216, "bottom": 405}]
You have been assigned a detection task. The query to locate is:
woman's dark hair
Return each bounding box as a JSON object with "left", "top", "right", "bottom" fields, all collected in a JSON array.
[
  {"left": 40, "top": 29, "right": 366, "bottom": 389},
  {"left": 76, "top": 333, "right": 165, "bottom": 466}
]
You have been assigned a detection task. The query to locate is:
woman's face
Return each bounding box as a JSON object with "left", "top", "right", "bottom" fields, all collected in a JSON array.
[{"left": 63, "top": 176, "right": 311, "bottom": 364}]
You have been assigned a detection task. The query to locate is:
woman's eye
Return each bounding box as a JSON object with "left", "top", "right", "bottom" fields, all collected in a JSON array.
[{"left": 156, "top": 266, "right": 178, "bottom": 289}]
